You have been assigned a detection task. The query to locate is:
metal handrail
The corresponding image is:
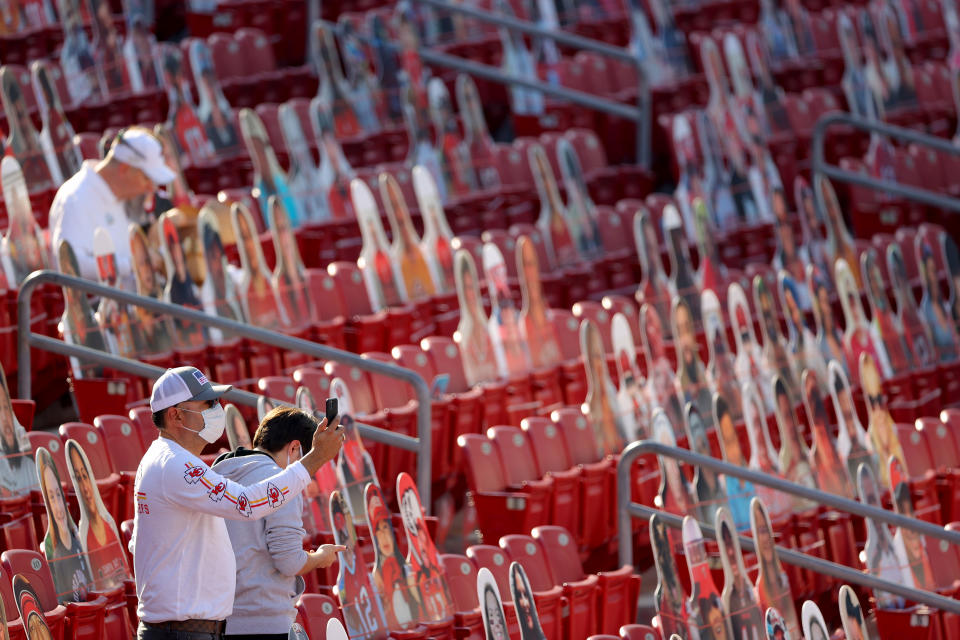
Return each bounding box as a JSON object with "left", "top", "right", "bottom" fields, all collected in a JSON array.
[
  {"left": 617, "top": 440, "right": 960, "bottom": 563},
  {"left": 410, "top": 0, "right": 652, "bottom": 167},
  {"left": 811, "top": 112, "right": 960, "bottom": 218},
  {"left": 17, "top": 270, "right": 434, "bottom": 509},
  {"left": 320, "top": 19, "right": 650, "bottom": 167},
  {"left": 616, "top": 441, "right": 960, "bottom": 615},
  {"left": 642, "top": 504, "right": 960, "bottom": 615}
]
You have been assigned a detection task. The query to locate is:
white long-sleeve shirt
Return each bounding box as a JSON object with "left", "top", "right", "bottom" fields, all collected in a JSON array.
[
  {"left": 130, "top": 437, "right": 311, "bottom": 623},
  {"left": 48, "top": 161, "right": 136, "bottom": 291}
]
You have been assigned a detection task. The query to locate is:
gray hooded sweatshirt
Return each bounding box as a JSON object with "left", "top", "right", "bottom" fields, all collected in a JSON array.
[{"left": 213, "top": 448, "right": 307, "bottom": 635}]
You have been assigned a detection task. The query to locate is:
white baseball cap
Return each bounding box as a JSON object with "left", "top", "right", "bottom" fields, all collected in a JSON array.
[
  {"left": 111, "top": 128, "right": 177, "bottom": 186},
  {"left": 150, "top": 366, "right": 232, "bottom": 412}
]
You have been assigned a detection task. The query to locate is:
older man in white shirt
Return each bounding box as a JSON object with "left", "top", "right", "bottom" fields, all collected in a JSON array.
[{"left": 48, "top": 126, "right": 175, "bottom": 290}]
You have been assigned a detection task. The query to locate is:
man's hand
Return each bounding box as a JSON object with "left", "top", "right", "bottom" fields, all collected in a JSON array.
[
  {"left": 300, "top": 416, "right": 344, "bottom": 475},
  {"left": 298, "top": 544, "right": 346, "bottom": 575}
]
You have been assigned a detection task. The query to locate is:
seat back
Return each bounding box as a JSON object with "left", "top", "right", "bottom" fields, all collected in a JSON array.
[
  {"left": 128, "top": 407, "right": 157, "bottom": 448},
  {"left": 532, "top": 525, "right": 586, "bottom": 583},
  {"left": 305, "top": 269, "right": 347, "bottom": 322},
  {"left": 1, "top": 550, "right": 59, "bottom": 609},
  {"left": 466, "top": 545, "right": 514, "bottom": 602},
  {"left": 0, "top": 561, "right": 19, "bottom": 623},
  {"left": 572, "top": 301, "right": 613, "bottom": 352},
  {"left": 521, "top": 417, "right": 573, "bottom": 475},
  {"left": 441, "top": 553, "right": 480, "bottom": 612},
  {"left": 93, "top": 415, "right": 145, "bottom": 472},
  {"left": 895, "top": 423, "right": 936, "bottom": 478},
  {"left": 257, "top": 376, "right": 297, "bottom": 405},
  {"left": 254, "top": 103, "right": 287, "bottom": 153},
  {"left": 326, "top": 261, "right": 374, "bottom": 316},
  {"left": 596, "top": 207, "right": 634, "bottom": 255},
  {"left": 551, "top": 407, "right": 600, "bottom": 465},
  {"left": 58, "top": 423, "right": 116, "bottom": 477},
  {"left": 292, "top": 366, "right": 331, "bottom": 401},
  {"left": 363, "top": 352, "right": 415, "bottom": 406},
  {"left": 391, "top": 345, "right": 439, "bottom": 386},
  {"left": 457, "top": 434, "right": 508, "bottom": 493},
  {"left": 487, "top": 426, "right": 540, "bottom": 485},
  {"left": 27, "top": 432, "right": 68, "bottom": 479},
  {"left": 296, "top": 593, "right": 343, "bottom": 640},
  {"left": 548, "top": 309, "right": 581, "bottom": 360},
  {"left": 236, "top": 28, "right": 278, "bottom": 74},
  {"left": 421, "top": 336, "right": 470, "bottom": 393},
  {"left": 207, "top": 32, "right": 243, "bottom": 80},
  {"left": 499, "top": 534, "right": 557, "bottom": 591},
  {"left": 323, "top": 361, "right": 378, "bottom": 414},
  {"left": 922, "top": 415, "right": 960, "bottom": 471},
  {"left": 619, "top": 625, "right": 662, "bottom": 640}
]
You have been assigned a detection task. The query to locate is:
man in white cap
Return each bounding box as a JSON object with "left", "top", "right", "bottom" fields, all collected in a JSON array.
[
  {"left": 132, "top": 366, "right": 344, "bottom": 640},
  {"left": 48, "top": 126, "right": 176, "bottom": 290}
]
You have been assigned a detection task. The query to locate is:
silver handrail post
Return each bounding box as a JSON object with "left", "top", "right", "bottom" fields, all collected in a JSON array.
[{"left": 17, "top": 270, "right": 433, "bottom": 509}]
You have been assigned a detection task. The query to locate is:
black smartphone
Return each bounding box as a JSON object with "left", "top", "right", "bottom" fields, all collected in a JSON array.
[{"left": 325, "top": 397, "right": 338, "bottom": 424}]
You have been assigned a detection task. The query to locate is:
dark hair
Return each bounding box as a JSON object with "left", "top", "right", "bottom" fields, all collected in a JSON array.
[
  {"left": 152, "top": 410, "right": 165, "bottom": 429},
  {"left": 253, "top": 407, "right": 317, "bottom": 454}
]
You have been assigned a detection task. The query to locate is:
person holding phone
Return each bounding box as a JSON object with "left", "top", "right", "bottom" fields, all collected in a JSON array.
[
  {"left": 213, "top": 405, "right": 346, "bottom": 639},
  {"left": 132, "top": 367, "right": 345, "bottom": 640}
]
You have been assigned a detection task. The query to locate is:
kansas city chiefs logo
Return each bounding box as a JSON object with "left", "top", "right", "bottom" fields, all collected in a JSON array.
[
  {"left": 208, "top": 481, "right": 227, "bottom": 502},
  {"left": 237, "top": 492, "right": 252, "bottom": 517},
  {"left": 183, "top": 466, "right": 206, "bottom": 484},
  {"left": 267, "top": 483, "right": 284, "bottom": 508}
]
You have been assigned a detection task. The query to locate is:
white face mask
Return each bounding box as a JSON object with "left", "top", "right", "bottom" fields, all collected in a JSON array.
[{"left": 180, "top": 404, "right": 227, "bottom": 444}]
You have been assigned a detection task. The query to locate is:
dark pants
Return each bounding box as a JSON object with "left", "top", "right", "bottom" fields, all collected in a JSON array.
[{"left": 137, "top": 622, "right": 224, "bottom": 640}]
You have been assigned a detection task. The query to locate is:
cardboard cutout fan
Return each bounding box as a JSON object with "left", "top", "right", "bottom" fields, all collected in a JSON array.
[
  {"left": 310, "top": 97, "right": 357, "bottom": 220},
  {"left": 455, "top": 74, "right": 500, "bottom": 189},
  {"left": 745, "top": 33, "right": 791, "bottom": 133},
  {"left": 57, "top": 240, "right": 108, "bottom": 378},
  {"left": 381, "top": 173, "right": 436, "bottom": 301},
  {"left": 889, "top": 458, "right": 935, "bottom": 591},
  {"left": 29, "top": 60, "right": 81, "bottom": 186},
  {"left": 886, "top": 242, "right": 936, "bottom": 366},
  {"left": 330, "top": 490, "right": 389, "bottom": 639},
  {"left": 122, "top": 0, "right": 160, "bottom": 92},
  {"left": 92, "top": 227, "right": 145, "bottom": 358},
  {"left": 412, "top": 166, "right": 456, "bottom": 294},
  {"left": 742, "top": 383, "right": 790, "bottom": 520},
  {"left": 800, "top": 601, "right": 831, "bottom": 640},
  {"left": 861, "top": 249, "right": 911, "bottom": 373},
  {"left": 478, "top": 566, "right": 510, "bottom": 640},
  {"left": 1, "top": 157, "right": 47, "bottom": 285},
  {"left": 311, "top": 21, "right": 379, "bottom": 136},
  {"left": 728, "top": 283, "right": 770, "bottom": 408},
  {"left": 401, "top": 99, "right": 444, "bottom": 205},
  {"left": 365, "top": 483, "right": 420, "bottom": 629},
  {"left": 556, "top": 139, "right": 602, "bottom": 258},
  {"left": 778, "top": 272, "right": 825, "bottom": 383},
  {"left": 159, "top": 212, "right": 208, "bottom": 348},
  {"left": 771, "top": 376, "right": 817, "bottom": 511},
  {"left": 856, "top": 463, "right": 909, "bottom": 609},
  {"left": 224, "top": 404, "right": 252, "bottom": 450},
  {"left": 397, "top": 472, "right": 454, "bottom": 622},
  {"left": 750, "top": 499, "right": 800, "bottom": 638},
  {"left": 518, "top": 235, "right": 562, "bottom": 370},
  {"left": 652, "top": 409, "right": 695, "bottom": 517},
  {"left": 663, "top": 204, "right": 700, "bottom": 326},
  {"left": 650, "top": 513, "right": 694, "bottom": 639},
  {"left": 916, "top": 236, "right": 959, "bottom": 361},
  {"left": 326, "top": 618, "right": 350, "bottom": 640},
  {"left": 713, "top": 393, "right": 756, "bottom": 531},
  {"left": 633, "top": 208, "right": 672, "bottom": 332},
  {"left": 13, "top": 573, "right": 46, "bottom": 640},
  {"left": 269, "top": 197, "right": 314, "bottom": 327},
  {"left": 239, "top": 108, "right": 303, "bottom": 228},
  {"left": 682, "top": 516, "right": 735, "bottom": 640},
  {"left": 753, "top": 275, "right": 798, "bottom": 391},
  {"left": 806, "top": 264, "right": 846, "bottom": 373},
  {"left": 763, "top": 607, "right": 792, "bottom": 640},
  {"left": 817, "top": 175, "right": 862, "bottom": 285},
  {"left": 35, "top": 446, "right": 94, "bottom": 603},
  {"left": 685, "top": 404, "right": 727, "bottom": 523},
  {"left": 836, "top": 258, "right": 891, "bottom": 381},
  {"left": 672, "top": 296, "right": 712, "bottom": 420},
  {"left": 232, "top": 202, "right": 288, "bottom": 328},
  {"left": 836, "top": 12, "right": 872, "bottom": 118},
  {"left": 801, "top": 370, "right": 855, "bottom": 499},
  {"left": 428, "top": 78, "right": 475, "bottom": 197},
  {"left": 859, "top": 353, "right": 906, "bottom": 486},
  {"left": 529, "top": 143, "right": 580, "bottom": 270},
  {"left": 939, "top": 231, "right": 960, "bottom": 327},
  {"left": 715, "top": 508, "right": 764, "bottom": 638},
  {"left": 65, "top": 439, "right": 130, "bottom": 591},
  {"left": 278, "top": 102, "right": 329, "bottom": 223},
  {"left": 640, "top": 303, "right": 684, "bottom": 432},
  {"left": 188, "top": 40, "right": 240, "bottom": 155},
  {"left": 153, "top": 122, "right": 199, "bottom": 212},
  {"left": 494, "top": 0, "right": 543, "bottom": 115},
  {"left": 611, "top": 311, "right": 649, "bottom": 441},
  {"left": 0, "top": 66, "right": 53, "bottom": 193},
  {"left": 454, "top": 249, "right": 499, "bottom": 387},
  {"left": 56, "top": 0, "right": 102, "bottom": 106},
  {"left": 484, "top": 242, "right": 532, "bottom": 378},
  {"left": 672, "top": 112, "right": 710, "bottom": 249},
  {"left": 352, "top": 178, "right": 407, "bottom": 310},
  {"left": 581, "top": 319, "right": 625, "bottom": 456},
  {"left": 0, "top": 362, "right": 38, "bottom": 498},
  {"left": 128, "top": 224, "right": 176, "bottom": 354},
  {"left": 157, "top": 44, "right": 214, "bottom": 164},
  {"left": 505, "top": 561, "right": 544, "bottom": 640},
  {"left": 828, "top": 359, "right": 878, "bottom": 483},
  {"left": 838, "top": 585, "right": 872, "bottom": 640},
  {"left": 332, "top": 379, "right": 381, "bottom": 522},
  {"left": 197, "top": 204, "right": 245, "bottom": 328},
  {"left": 87, "top": 0, "right": 129, "bottom": 95},
  {"left": 794, "top": 176, "right": 831, "bottom": 279},
  {"left": 337, "top": 15, "right": 387, "bottom": 128},
  {"left": 703, "top": 289, "right": 742, "bottom": 421}
]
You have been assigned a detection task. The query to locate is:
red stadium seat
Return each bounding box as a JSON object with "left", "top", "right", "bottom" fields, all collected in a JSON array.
[
  {"left": 496, "top": 534, "right": 568, "bottom": 640},
  {"left": 291, "top": 366, "right": 331, "bottom": 402},
  {"left": 0, "top": 561, "right": 27, "bottom": 639},
  {"left": 520, "top": 417, "right": 582, "bottom": 536},
  {"left": 487, "top": 425, "right": 556, "bottom": 520},
  {"left": 256, "top": 376, "right": 297, "bottom": 405},
  {"left": 127, "top": 407, "right": 157, "bottom": 448},
  {"left": 619, "top": 624, "right": 662, "bottom": 639},
  {"left": 325, "top": 261, "right": 391, "bottom": 353},
  {"left": 295, "top": 593, "right": 344, "bottom": 640},
  {"left": 421, "top": 335, "right": 511, "bottom": 429},
  {"left": 92, "top": 415, "right": 146, "bottom": 523},
  {"left": 464, "top": 545, "right": 522, "bottom": 638},
  {"left": 439, "top": 554, "right": 485, "bottom": 640}
]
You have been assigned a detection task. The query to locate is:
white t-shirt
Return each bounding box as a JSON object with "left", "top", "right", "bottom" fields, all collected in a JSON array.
[
  {"left": 48, "top": 160, "right": 136, "bottom": 291},
  {"left": 130, "top": 437, "right": 311, "bottom": 623}
]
